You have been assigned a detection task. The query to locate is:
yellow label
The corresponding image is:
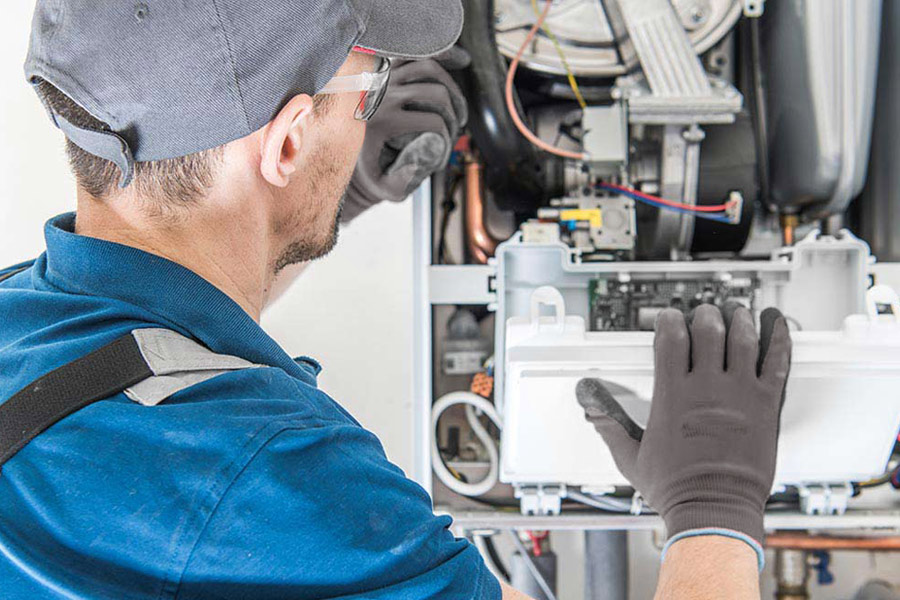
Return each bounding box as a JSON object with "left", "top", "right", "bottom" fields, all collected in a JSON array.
[{"left": 559, "top": 208, "right": 602, "bottom": 228}]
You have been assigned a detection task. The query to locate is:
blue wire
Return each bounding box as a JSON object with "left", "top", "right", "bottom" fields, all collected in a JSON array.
[
  {"left": 637, "top": 197, "right": 732, "bottom": 223},
  {"left": 617, "top": 190, "right": 732, "bottom": 224},
  {"left": 600, "top": 186, "right": 734, "bottom": 224}
]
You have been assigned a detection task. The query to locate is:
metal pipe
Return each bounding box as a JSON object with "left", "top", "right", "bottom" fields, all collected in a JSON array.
[
  {"left": 584, "top": 530, "right": 628, "bottom": 600},
  {"left": 465, "top": 159, "right": 500, "bottom": 264},
  {"left": 675, "top": 124, "right": 706, "bottom": 257},
  {"left": 509, "top": 551, "right": 558, "bottom": 600},
  {"left": 780, "top": 213, "right": 799, "bottom": 246},
  {"left": 767, "top": 534, "right": 900, "bottom": 551},
  {"left": 774, "top": 549, "right": 810, "bottom": 600}
]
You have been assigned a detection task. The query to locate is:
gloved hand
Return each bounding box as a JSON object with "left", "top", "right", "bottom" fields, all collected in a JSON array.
[
  {"left": 341, "top": 50, "right": 469, "bottom": 223},
  {"left": 576, "top": 303, "right": 791, "bottom": 569}
]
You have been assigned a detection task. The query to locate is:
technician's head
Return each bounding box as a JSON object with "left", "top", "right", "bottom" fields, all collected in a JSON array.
[{"left": 25, "top": 0, "right": 462, "bottom": 271}]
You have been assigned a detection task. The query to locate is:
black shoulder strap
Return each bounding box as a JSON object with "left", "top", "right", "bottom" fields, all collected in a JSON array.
[
  {"left": 0, "top": 334, "right": 152, "bottom": 472},
  {"left": 0, "top": 328, "right": 260, "bottom": 474}
]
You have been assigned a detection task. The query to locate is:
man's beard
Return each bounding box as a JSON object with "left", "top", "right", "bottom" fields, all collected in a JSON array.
[
  {"left": 272, "top": 140, "right": 354, "bottom": 275},
  {"left": 272, "top": 190, "right": 346, "bottom": 274}
]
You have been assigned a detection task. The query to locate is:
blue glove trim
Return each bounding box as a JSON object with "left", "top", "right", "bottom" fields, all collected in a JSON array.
[{"left": 662, "top": 528, "right": 765, "bottom": 572}]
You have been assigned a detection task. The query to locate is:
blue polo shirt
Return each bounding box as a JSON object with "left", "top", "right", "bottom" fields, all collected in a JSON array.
[{"left": 0, "top": 214, "right": 500, "bottom": 600}]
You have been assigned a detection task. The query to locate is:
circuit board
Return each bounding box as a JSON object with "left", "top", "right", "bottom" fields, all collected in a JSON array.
[{"left": 588, "top": 277, "right": 758, "bottom": 331}]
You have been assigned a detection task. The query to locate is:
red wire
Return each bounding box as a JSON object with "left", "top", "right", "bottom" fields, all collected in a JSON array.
[{"left": 601, "top": 182, "right": 735, "bottom": 213}]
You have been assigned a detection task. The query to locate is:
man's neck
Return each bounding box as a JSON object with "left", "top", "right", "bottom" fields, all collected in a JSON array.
[{"left": 75, "top": 190, "right": 273, "bottom": 322}]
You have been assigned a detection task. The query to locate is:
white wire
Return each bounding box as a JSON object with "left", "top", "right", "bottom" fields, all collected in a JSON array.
[
  {"left": 567, "top": 490, "right": 656, "bottom": 515},
  {"left": 566, "top": 490, "right": 634, "bottom": 513},
  {"left": 431, "top": 391, "right": 503, "bottom": 497}
]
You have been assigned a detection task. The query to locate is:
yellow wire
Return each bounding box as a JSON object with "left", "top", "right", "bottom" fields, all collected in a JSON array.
[
  {"left": 530, "top": 0, "right": 588, "bottom": 109},
  {"left": 447, "top": 464, "right": 465, "bottom": 481}
]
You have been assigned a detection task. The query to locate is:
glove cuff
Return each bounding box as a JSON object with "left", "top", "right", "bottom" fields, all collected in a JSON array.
[
  {"left": 662, "top": 528, "right": 766, "bottom": 572},
  {"left": 663, "top": 498, "right": 765, "bottom": 555}
]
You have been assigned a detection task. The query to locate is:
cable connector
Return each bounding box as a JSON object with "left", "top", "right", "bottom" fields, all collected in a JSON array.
[{"left": 725, "top": 191, "right": 744, "bottom": 225}]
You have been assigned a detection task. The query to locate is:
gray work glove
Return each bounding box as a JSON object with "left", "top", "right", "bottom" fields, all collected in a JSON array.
[
  {"left": 576, "top": 303, "right": 791, "bottom": 568},
  {"left": 341, "top": 50, "right": 469, "bottom": 223}
]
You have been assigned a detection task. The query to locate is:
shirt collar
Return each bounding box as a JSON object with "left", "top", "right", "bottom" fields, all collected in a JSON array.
[{"left": 42, "top": 213, "right": 318, "bottom": 386}]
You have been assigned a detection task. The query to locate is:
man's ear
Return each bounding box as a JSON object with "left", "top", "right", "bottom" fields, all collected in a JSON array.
[{"left": 260, "top": 94, "right": 315, "bottom": 188}]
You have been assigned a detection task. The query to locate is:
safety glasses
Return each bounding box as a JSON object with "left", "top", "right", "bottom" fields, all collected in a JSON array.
[{"left": 317, "top": 57, "right": 391, "bottom": 121}]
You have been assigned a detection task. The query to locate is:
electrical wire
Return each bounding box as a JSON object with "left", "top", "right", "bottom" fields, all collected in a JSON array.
[
  {"left": 598, "top": 182, "right": 736, "bottom": 224},
  {"left": 431, "top": 391, "right": 503, "bottom": 497},
  {"left": 857, "top": 467, "right": 898, "bottom": 489},
  {"left": 529, "top": 0, "right": 587, "bottom": 109},
  {"left": 505, "top": 0, "right": 589, "bottom": 161},
  {"left": 567, "top": 491, "right": 627, "bottom": 512},
  {"left": 598, "top": 182, "right": 734, "bottom": 212},
  {"left": 566, "top": 490, "right": 642, "bottom": 513},
  {"left": 507, "top": 530, "right": 558, "bottom": 600},
  {"left": 474, "top": 534, "right": 511, "bottom": 582},
  {"left": 460, "top": 495, "right": 521, "bottom": 509},
  {"left": 617, "top": 194, "right": 732, "bottom": 224},
  {"left": 638, "top": 204, "right": 733, "bottom": 224}
]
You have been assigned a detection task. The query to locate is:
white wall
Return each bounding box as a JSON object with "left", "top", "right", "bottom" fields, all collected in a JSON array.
[
  {"left": 262, "top": 204, "right": 415, "bottom": 470},
  {"left": 0, "top": 3, "right": 77, "bottom": 259},
  {"left": 0, "top": 1, "right": 416, "bottom": 473}
]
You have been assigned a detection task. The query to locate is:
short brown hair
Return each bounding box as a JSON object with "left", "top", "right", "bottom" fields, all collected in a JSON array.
[
  {"left": 34, "top": 79, "right": 224, "bottom": 212},
  {"left": 35, "top": 80, "right": 337, "bottom": 214}
]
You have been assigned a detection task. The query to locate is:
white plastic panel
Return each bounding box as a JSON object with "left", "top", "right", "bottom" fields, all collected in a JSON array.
[
  {"left": 492, "top": 229, "right": 872, "bottom": 418},
  {"left": 501, "top": 305, "right": 900, "bottom": 489}
]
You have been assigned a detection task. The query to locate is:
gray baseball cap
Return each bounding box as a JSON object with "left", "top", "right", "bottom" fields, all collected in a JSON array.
[{"left": 24, "top": 0, "right": 464, "bottom": 187}]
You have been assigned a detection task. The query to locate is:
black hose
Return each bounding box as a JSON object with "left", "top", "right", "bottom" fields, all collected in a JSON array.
[
  {"left": 482, "top": 535, "right": 512, "bottom": 582},
  {"left": 747, "top": 17, "right": 770, "bottom": 207},
  {"left": 456, "top": 0, "right": 561, "bottom": 212}
]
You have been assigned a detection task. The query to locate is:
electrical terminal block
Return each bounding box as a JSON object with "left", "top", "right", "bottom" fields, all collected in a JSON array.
[{"left": 725, "top": 191, "right": 744, "bottom": 225}]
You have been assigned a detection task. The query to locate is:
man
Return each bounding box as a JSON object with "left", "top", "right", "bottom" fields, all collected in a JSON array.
[{"left": 0, "top": 1, "right": 791, "bottom": 599}]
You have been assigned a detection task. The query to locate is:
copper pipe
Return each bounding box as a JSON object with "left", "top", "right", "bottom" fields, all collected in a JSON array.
[
  {"left": 767, "top": 533, "right": 900, "bottom": 551},
  {"left": 465, "top": 159, "right": 500, "bottom": 264},
  {"left": 780, "top": 213, "right": 800, "bottom": 246}
]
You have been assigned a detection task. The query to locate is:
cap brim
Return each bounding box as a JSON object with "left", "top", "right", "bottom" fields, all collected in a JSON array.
[{"left": 355, "top": 0, "right": 463, "bottom": 60}]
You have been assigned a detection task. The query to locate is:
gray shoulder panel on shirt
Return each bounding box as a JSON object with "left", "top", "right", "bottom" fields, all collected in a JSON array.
[{"left": 126, "top": 328, "right": 261, "bottom": 406}]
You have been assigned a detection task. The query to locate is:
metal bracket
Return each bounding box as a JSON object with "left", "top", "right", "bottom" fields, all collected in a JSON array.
[
  {"left": 615, "top": 75, "right": 742, "bottom": 124},
  {"left": 798, "top": 483, "right": 853, "bottom": 516},
  {"left": 609, "top": 0, "right": 742, "bottom": 125},
  {"left": 515, "top": 483, "right": 567, "bottom": 516},
  {"left": 638, "top": 123, "right": 707, "bottom": 258},
  {"left": 429, "top": 264, "right": 497, "bottom": 305}
]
